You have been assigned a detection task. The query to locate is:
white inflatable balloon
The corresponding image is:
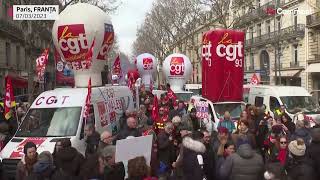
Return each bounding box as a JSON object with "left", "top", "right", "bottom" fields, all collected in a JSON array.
[
  {"left": 52, "top": 3, "right": 114, "bottom": 87},
  {"left": 136, "top": 53, "right": 157, "bottom": 89},
  {"left": 162, "top": 53, "right": 192, "bottom": 91}
]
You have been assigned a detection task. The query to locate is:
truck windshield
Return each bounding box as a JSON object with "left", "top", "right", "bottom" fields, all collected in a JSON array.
[
  {"left": 16, "top": 107, "right": 82, "bottom": 137},
  {"left": 176, "top": 93, "right": 194, "bottom": 102},
  {"left": 280, "top": 96, "right": 320, "bottom": 114},
  {"left": 213, "top": 103, "right": 243, "bottom": 120}
]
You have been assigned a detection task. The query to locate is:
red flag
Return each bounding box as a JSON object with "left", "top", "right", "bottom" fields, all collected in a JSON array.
[
  {"left": 84, "top": 39, "right": 95, "bottom": 69},
  {"left": 36, "top": 48, "right": 49, "bottom": 82},
  {"left": 250, "top": 73, "right": 260, "bottom": 85},
  {"left": 265, "top": 7, "right": 276, "bottom": 15},
  {"left": 152, "top": 95, "right": 159, "bottom": 122},
  {"left": 4, "top": 76, "right": 16, "bottom": 120},
  {"left": 167, "top": 87, "right": 177, "bottom": 101},
  {"left": 112, "top": 55, "right": 122, "bottom": 77},
  {"left": 83, "top": 78, "right": 92, "bottom": 123}
]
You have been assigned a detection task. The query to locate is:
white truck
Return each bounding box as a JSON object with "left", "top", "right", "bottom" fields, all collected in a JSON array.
[
  {"left": 0, "top": 85, "right": 134, "bottom": 177},
  {"left": 244, "top": 85, "right": 320, "bottom": 125}
]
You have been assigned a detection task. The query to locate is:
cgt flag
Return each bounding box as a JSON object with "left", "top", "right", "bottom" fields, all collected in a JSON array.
[
  {"left": 83, "top": 78, "right": 92, "bottom": 124},
  {"left": 167, "top": 87, "right": 177, "bottom": 102},
  {"left": 202, "top": 29, "right": 245, "bottom": 102},
  {"left": 250, "top": 73, "right": 260, "bottom": 85},
  {"left": 4, "top": 76, "right": 16, "bottom": 120},
  {"left": 112, "top": 55, "right": 122, "bottom": 78},
  {"left": 36, "top": 48, "right": 49, "bottom": 82}
]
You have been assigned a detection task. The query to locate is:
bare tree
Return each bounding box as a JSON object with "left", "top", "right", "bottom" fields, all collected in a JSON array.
[
  {"left": 59, "top": 0, "right": 121, "bottom": 13},
  {"left": 199, "top": 0, "right": 245, "bottom": 28}
]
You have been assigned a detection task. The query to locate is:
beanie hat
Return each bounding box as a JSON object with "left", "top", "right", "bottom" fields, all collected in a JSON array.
[
  {"left": 23, "top": 142, "right": 37, "bottom": 155},
  {"left": 33, "top": 151, "right": 53, "bottom": 173},
  {"left": 288, "top": 138, "right": 306, "bottom": 156}
]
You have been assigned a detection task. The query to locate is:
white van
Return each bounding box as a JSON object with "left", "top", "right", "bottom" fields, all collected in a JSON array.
[
  {"left": 0, "top": 85, "right": 134, "bottom": 177},
  {"left": 191, "top": 96, "right": 246, "bottom": 132},
  {"left": 244, "top": 85, "right": 320, "bottom": 124}
]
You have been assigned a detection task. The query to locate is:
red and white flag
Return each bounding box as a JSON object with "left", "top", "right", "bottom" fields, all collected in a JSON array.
[
  {"left": 83, "top": 78, "right": 92, "bottom": 123},
  {"left": 167, "top": 87, "right": 177, "bottom": 102},
  {"left": 112, "top": 55, "right": 122, "bottom": 77},
  {"left": 36, "top": 48, "right": 49, "bottom": 82},
  {"left": 250, "top": 73, "right": 260, "bottom": 85},
  {"left": 4, "top": 76, "right": 16, "bottom": 120}
]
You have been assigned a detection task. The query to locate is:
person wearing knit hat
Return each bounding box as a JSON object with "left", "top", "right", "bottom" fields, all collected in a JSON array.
[
  {"left": 285, "top": 138, "right": 316, "bottom": 180},
  {"left": 288, "top": 138, "right": 306, "bottom": 156}
]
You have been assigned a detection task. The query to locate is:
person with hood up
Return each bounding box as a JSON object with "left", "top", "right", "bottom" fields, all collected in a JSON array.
[
  {"left": 16, "top": 142, "right": 38, "bottom": 180},
  {"left": 181, "top": 131, "right": 206, "bottom": 180},
  {"left": 27, "top": 151, "right": 54, "bottom": 180},
  {"left": 285, "top": 138, "right": 316, "bottom": 180},
  {"left": 52, "top": 138, "right": 84, "bottom": 180},
  {"left": 219, "top": 137, "right": 264, "bottom": 180},
  {"left": 307, "top": 128, "right": 320, "bottom": 179}
]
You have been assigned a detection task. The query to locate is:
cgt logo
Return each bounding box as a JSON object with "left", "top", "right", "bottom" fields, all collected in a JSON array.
[
  {"left": 143, "top": 58, "right": 153, "bottom": 70},
  {"left": 57, "top": 24, "right": 89, "bottom": 62},
  {"left": 170, "top": 57, "right": 185, "bottom": 76}
]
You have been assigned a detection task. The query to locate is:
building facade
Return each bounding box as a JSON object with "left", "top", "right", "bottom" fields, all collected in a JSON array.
[{"left": 0, "top": 2, "right": 54, "bottom": 99}]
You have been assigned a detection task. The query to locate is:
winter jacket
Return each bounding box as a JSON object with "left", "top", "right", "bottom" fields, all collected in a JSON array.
[
  {"left": 181, "top": 136, "right": 206, "bottom": 180},
  {"left": 307, "top": 140, "right": 320, "bottom": 179},
  {"left": 16, "top": 155, "right": 38, "bottom": 180},
  {"left": 290, "top": 128, "right": 312, "bottom": 146},
  {"left": 55, "top": 146, "right": 85, "bottom": 178},
  {"left": 116, "top": 127, "right": 141, "bottom": 140},
  {"left": 157, "top": 131, "right": 175, "bottom": 171},
  {"left": 215, "top": 156, "right": 228, "bottom": 180},
  {"left": 285, "top": 156, "right": 316, "bottom": 180},
  {"left": 231, "top": 131, "right": 257, "bottom": 149},
  {"left": 203, "top": 143, "right": 216, "bottom": 180},
  {"left": 85, "top": 131, "right": 100, "bottom": 158},
  {"left": 219, "top": 144, "right": 264, "bottom": 180}
]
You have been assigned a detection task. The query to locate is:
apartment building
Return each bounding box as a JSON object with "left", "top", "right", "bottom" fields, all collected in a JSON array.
[
  {"left": 235, "top": 0, "right": 317, "bottom": 88},
  {"left": 306, "top": 0, "right": 320, "bottom": 101},
  {"left": 0, "top": 2, "right": 53, "bottom": 98}
]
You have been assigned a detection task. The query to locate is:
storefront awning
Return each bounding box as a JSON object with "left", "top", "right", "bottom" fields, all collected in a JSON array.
[
  {"left": 7, "top": 75, "right": 28, "bottom": 88},
  {"left": 306, "top": 63, "right": 320, "bottom": 73},
  {"left": 279, "top": 70, "right": 301, "bottom": 77}
]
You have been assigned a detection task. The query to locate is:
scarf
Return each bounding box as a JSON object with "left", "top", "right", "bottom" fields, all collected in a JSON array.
[
  {"left": 25, "top": 153, "right": 38, "bottom": 173},
  {"left": 277, "top": 148, "right": 287, "bottom": 165}
]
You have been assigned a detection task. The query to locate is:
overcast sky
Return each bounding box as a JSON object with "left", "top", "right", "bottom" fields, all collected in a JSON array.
[{"left": 110, "top": 0, "right": 155, "bottom": 57}]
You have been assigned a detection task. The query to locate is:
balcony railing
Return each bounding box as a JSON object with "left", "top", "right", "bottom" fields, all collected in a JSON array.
[
  {"left": 245, "top": 24, "right": 305, "bottom": 49},
  {"left": 0, "top": 19, "right": 24, "bottom": 41},
  {"left": 234, "top": 0, "right": 285, "bottom": 28},
  {"left": 307, "top": 12, "right": 320, "bottom": 28}
]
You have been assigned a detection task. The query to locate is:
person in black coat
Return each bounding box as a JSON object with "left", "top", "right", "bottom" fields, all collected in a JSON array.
[
  {"left": 84, "top": 123, "right": 100, "bottom": 158},
  {"left": 281, "top": 113, "right": 295, "bottom": 135},
  {"left": 286, "top": 138, "right": 316, "bottom": 180},
  {"left": 181, "top": 131, "right": 206, "bottom": 180},
  {"left": 307, "top": 128, "right": 320, "bottom": 179},
  {"left": 201, "top": 130, "right": 216, "bottom": 180}
]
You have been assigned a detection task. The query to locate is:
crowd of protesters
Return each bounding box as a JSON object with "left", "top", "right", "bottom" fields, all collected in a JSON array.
[{"left": 0, "top": 85, "right": 320, "bottom": 180}]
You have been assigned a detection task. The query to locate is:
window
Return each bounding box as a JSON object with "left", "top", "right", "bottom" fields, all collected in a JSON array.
[
  {"left": 266, "top": 20, "right": 271, "bottom": 35},
  {"left": 277, "top": 16, "right": 281, "bottom": 31},
  {"left": 270, "top": 96, "right": 280, "bottom": 111},
  {"left": 16, "top": 45, "right": 20, "bottom": 69},
  {"left": 257, "top": 24, "right": 261, "bottom": 37},
  {"left": 5, "top": 42, "right": 11, "bottom": 66},
  {"left": 293, "top": 9, "right": 298, "bottom": 28},
  {"left": 255, "top": 96, "right": 264, "bottom": 107},
  {"left": 293, "top": 44, "right": 298, "bottom": 65},
  {"left": 250, "top": 53, "right": 254, "bottom": 70}
]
